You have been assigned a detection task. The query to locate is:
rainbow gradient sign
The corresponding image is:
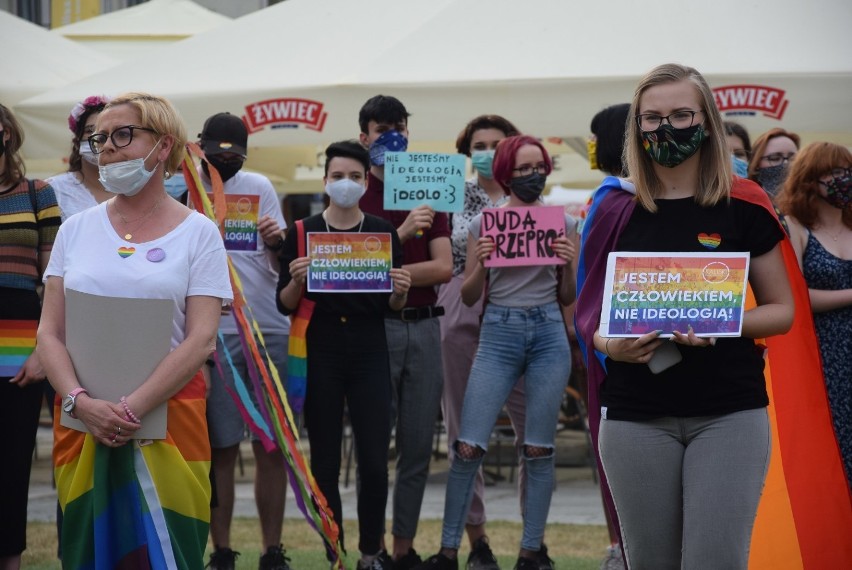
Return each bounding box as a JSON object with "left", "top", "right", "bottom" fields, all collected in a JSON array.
[
  {"left": 209, "top": 193, "right": 260, "bottom": 251},
  {"left": 600, "top": 252, "right": 750, "bottom": 338},
  {"left": 307, "top": 232, "right": 393, "bottom": 293}
]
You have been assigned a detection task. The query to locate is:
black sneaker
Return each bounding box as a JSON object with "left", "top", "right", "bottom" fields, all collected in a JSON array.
[
  {"left": 512, "top": 556, "right": 538, "bottom": 570},
  {"left": 467, "top": 537, "right": 500, "bottom": 570},
  {"left": 259, "top": 544, "right": 292, "bottom": 570},
  {"left": 395, "top": 548, "right": 424, "bottom": 570},
  {"left": 206, "top": 547, "right": 241, "bottom": 570},
  {"left": 357, "top": 550, "right": 394, "bottom": 570},
  {"left": 413, "top": 553, "right": 459, "bottom": 570},
  {"left": 537, "top": 544, "right": 555, "bottom": 570}
]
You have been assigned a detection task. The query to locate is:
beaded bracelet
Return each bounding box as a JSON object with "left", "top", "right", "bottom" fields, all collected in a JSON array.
[{"left": 120, "top": 396, "right": 141, "bottom": 424}]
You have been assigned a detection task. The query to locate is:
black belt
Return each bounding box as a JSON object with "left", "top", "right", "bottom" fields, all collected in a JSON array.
[{"left": 387, "top": 305, "right": 445, "bottom": 322}]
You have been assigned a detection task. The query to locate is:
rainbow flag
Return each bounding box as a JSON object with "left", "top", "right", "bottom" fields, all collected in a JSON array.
[
  {"left": 54, "top": 373, "right": 211, "bottom": 570},
  {"left": 183, "top": 145, "right": 343, "bottom": 566},
  {"left": 575, "top": 177, "right": 852, "bottom": 568},
  {"left": 0, "top": 319, "right": 37, "bottom": 377}
]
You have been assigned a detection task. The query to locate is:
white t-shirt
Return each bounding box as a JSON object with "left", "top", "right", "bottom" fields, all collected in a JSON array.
[
  {"left": 197, "top": 169, "right": 290, "bottom": 335},
  {"left": 46, "top": 171, "right": 99, "bottom": 222},
  {"left": 44, "top": 202, "right": 233, "bottom": 350}
]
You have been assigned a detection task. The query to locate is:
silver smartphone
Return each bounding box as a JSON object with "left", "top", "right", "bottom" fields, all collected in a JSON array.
[{"left": 647, "top": 341, "right": 682, "bottom": 374}]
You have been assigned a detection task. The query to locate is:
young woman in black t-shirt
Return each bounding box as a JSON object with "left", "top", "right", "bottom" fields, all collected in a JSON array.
[{"left": 584, "top": 64, "right": 795, "bottom": 569}]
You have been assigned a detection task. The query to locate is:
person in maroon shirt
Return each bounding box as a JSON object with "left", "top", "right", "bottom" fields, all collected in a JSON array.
[{"left": 357, "top": 95, "right": 452, "bottom": 570}]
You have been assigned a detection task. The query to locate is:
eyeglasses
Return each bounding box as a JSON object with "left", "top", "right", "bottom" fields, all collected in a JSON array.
[
  {"left": 760, "top": 152, "right": 796, "bottom": 167},
  {"left": 636, "top": 110, "right": 703, "bottom": 132},
  {"left": 513, "top": 163, "right": 549, "bottom": 176},
  {"left": 88, "top": 125, "right": 158, "bottom": 154},
  {"left": 731, "top": 149, "right": 750, "bottom": 161},
  {"left": 820, "top": 167, "right": 852, "bottom": 183}
]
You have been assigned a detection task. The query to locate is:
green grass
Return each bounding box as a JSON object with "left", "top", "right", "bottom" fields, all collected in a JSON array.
[{"left": 25, "top": 518, "right": 610, "bottom": 569}]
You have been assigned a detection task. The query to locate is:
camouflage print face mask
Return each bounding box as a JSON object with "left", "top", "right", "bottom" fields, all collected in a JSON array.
[{"left": 641, "top": 123, "right": 707, "bottom": 168}]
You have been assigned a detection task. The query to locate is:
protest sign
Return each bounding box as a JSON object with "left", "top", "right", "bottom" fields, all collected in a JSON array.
[
  {"left": 481, "top": 206, "right": 566, "bottom": 267},
  {"left": 383, "top": 152, "right": 465, "bottom": 212},
  {"left": 307, "top": 232, "right": 393, "bottom": 293},
  {"left": 600, "top": 252, "right": 750, "bottom": 337},
  {"left": 207, "top": 193, "right": 260, "bottom": 251}
]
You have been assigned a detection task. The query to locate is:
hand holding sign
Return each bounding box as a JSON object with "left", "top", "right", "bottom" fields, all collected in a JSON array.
[
  {"left": 481, "top": 206, "right": 566, "bottom": 268},
  {"left": 383, "top": 152, "right": 465, "bottom": 213},
  {"left": 551, "top": 234, "right": 576, "bottom": 265},
  {"left": 473, "top": 236, "right": 496, "bottom": 267},
  {"left": 399, "top": 205, "right": 435, "bottom": 242}
]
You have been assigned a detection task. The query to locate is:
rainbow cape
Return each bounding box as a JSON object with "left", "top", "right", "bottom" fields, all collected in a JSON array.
[
  {"left": 182, "top": 145, "right": 343, "bottom": 566},
  {"left": 54, "top": 373, "right": 211, "bottom": 570},
  {"left": 574, "top": 176, "right": 852, "bottom": 568}
]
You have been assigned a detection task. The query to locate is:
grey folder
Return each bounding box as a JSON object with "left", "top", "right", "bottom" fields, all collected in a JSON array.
[{"left": 60, "top": 289, "right": 173, "bottom": 440}]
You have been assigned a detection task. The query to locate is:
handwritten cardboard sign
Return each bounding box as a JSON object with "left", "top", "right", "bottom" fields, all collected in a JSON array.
[
  {"left": 307, "top": 232, "right": 393, "bottom": 293},
  {"left": 600, "top": 252, "right": 750, "bottom": 338},
  {"left": 481, "top": 206, "right": 566, "bottom": 267},
  {"left": 383, "top": 152, "right": 465, "bottom": 212}
]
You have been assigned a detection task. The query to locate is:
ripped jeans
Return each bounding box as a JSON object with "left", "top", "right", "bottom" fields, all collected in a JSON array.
[{"left": 439, "top": 302, "right": 570, "bottom": 551}]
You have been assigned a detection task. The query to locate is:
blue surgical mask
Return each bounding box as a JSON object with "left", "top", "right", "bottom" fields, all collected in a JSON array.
[
  {"left": 731, "top": 155, "right": 749, "bottom": 177},
  {"left": 369, "top": 130, "right": 408, "bottom": 167},
  {"left": 164, "top": 174, "right": 188, "bottom": 200},
  {"left": 471, "top": 150, "right": 495, "bottom": 179},
  {"left": 98, "top": 141, "right": 161, "bottom": 197}
]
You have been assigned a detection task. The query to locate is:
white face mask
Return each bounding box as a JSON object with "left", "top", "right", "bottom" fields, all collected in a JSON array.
[
  {"left": 324, "top": 178, "right": 366, "bottom": 208},
  {"left": 79, "top": 143, "right": 98, "bottom": 165},
  {"left": 98, "top": 141, "right": 161, "bottom": 197}
]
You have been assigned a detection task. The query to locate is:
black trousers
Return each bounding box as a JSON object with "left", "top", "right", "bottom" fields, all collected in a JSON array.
[
  {"left": 0, "top": 288, "right": 44, "bottom": 556},
  {"left": 304, "top": 313, "right": 392, "bottom": 555}
]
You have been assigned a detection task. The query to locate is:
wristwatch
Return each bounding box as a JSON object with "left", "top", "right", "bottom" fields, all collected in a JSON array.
[{"left": 62, "top": 387, "right": 89, "bottom": 419}]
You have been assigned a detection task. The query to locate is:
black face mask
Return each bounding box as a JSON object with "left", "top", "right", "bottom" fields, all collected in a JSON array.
[
  {"left": 509, "top": 172, "right": 546, "bottom": 203},
  {"left": 203, "top": 155, "right": 243, "bottom": 182}
]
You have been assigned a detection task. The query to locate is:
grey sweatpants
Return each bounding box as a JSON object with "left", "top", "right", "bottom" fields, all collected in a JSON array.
[{"left": 599, "top": 408, "right": 770, "bottom": 570}]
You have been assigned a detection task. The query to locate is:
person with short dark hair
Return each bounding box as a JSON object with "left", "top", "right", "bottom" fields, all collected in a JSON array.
[
  {"left": 357, "top": 94, "right": 453, "bottom": 570},
  {"left": 196, "top": 112, "right": 295, "bottom": 570},
  {"left": 277, "top": 140, "right": 411, "bottom": 570},
  {"left": 590, "top": 104, "right": 630, "bottom": 177}
]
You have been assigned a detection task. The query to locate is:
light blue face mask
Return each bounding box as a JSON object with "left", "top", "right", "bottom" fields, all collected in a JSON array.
[
  {"left": 164, "top": 174, "right": 188, "bottom": 199},
  {"left": 731, "top": 155, "right": 749, "bottom": 177},
  {"left": 471, "top": 150, "right": 495, "bottom": 179}
]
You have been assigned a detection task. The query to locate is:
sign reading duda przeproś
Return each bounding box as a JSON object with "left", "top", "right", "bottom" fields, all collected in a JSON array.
[
  {"left": 481, "top": 206, "right": 566, "bottom": 268},
  {"left": 600, "top": 252, "right": 750, "bottom": 338}
]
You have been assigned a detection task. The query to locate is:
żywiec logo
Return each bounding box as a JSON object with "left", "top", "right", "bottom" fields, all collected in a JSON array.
[
  {"left": 243, "top": 98, "right": 328, "bottom": 133},
  {"left": 712, "top": 85, "right": 789, "bottom": 120}
]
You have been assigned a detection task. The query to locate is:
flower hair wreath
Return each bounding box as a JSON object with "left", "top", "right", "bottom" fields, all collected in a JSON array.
[{"left": 67, "top": 95, "right": 111, "bottom": 134}]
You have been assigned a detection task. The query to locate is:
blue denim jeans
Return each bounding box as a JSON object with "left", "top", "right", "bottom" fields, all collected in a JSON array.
[{"left": 440, "top": 302, "right": 570, "bottom": 551}]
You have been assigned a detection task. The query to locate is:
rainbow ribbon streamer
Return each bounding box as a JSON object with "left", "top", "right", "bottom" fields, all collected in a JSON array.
[{"left": 182, "top": 145, "right": 343, "bottom": 567}]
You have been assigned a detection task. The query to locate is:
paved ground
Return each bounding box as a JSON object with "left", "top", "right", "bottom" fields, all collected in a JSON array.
[{"left": 28, "top": 423, "right": 606, "bottom": 525}]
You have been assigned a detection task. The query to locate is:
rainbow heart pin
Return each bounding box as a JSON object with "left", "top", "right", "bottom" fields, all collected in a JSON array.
[
  {"left": 697, "top": 232, "right": 721, "bottom": 249},
  {"left": 117, "top": 246, "right": 136, "bottom": 258}
]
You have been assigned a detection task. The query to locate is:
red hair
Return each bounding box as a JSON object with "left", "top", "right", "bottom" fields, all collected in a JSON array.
[
  {"left": 777, "top": 142, "right": 852, "bottom": 229},
  {"left": 491, "top": 135, "right": 552, "bottom": 194},
  {"left": 748, "top": 128, "right": 801, "bottom": 180}
]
